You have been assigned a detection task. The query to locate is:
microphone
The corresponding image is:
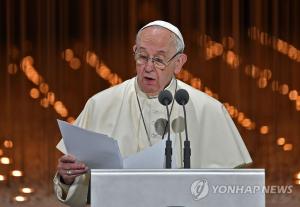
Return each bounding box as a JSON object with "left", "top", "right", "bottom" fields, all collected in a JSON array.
[
  {"left": 158, "top": 90, "right": 173, "bottom": 106},
  {"left": 174, "top": 89, "right": 191, "bottom": 169},
  {"left": 158, "top": 90, "right": 173, "bottom": 169}
]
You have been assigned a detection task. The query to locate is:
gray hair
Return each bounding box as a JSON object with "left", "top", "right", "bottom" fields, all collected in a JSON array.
[{"left": 136, "top": 25, "right": 184, "bottom": 53}]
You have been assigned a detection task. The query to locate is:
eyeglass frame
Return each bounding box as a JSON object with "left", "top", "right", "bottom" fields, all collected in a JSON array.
[{"left": 133, "top": 48, "right": 182, "bottom": 70}]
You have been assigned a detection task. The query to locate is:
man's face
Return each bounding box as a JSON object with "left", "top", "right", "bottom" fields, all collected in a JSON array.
[{"left": 134, "top": 27, "right": 186, "bottom": 96}]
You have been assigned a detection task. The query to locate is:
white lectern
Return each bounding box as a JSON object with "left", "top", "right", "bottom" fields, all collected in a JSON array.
[{"left": 91, "top": 169, "right": 265, "bottom": 207}]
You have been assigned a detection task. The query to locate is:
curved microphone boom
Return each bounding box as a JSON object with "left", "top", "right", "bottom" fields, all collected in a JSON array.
[
  {"left": 158, "top": 90, "right": 173, "bottom": 169},
  {"left": 175, "top": 89, "right": 191, "bottom": 169}
]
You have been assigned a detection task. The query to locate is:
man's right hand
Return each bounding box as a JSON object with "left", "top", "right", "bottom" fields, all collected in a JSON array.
[{"left": 57, "top": 154, "right": 89, "bottom": 185}]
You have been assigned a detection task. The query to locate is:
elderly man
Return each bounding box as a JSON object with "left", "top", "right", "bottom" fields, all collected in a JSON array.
[{"left": 53, "top": 20, "right": 252, "bottom": 206}]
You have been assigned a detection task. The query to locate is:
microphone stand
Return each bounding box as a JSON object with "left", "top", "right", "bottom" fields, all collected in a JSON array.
[
  {"left": 165, "top": 105, "right": 172, "bottom": 169},
  {"left": 182, "top": 104, "right": 191, "bottom": 169}
]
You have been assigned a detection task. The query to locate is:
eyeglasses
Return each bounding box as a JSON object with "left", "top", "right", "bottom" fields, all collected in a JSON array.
[{"left": 134, "top": 50, "right": 182, "bottom": 70}]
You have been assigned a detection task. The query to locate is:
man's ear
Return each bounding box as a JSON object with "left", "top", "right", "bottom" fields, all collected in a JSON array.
[
  {"left": 133, "top": 45, "right": 137, "bottom": 52},
  {"left": 174, "top": 53, "right": 187, "bottom": 74}
]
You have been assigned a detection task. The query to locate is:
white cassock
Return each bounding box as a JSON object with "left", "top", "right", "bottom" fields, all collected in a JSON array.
[{"left": 53, "top": 77, "right": 252, "bottom": 206}]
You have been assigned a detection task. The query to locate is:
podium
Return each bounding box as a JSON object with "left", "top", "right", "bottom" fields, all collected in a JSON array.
[{"left": 91, "top": 169, "right": 265, "bottom": 207}]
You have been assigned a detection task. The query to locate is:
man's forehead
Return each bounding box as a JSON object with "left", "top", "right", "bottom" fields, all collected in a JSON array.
[
  {"left": 140, "top": 26, "right": 174, "bottom": 40},
  {"left": 138, "top": 27, "right": 176, "bottom": 52},
  {"left": 139, "top": 20, "right": 185, "bottom": 49}
]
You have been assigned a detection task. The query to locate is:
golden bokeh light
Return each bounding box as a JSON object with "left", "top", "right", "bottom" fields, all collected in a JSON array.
[
  {"left": 250, "top": 65, "right": 260, "bottom": 79},
  {"left": 205, "top": 47, "right": 213, "bottom": 59},
  {"left": 64, "top": 49, "right": 74, "bottom": 62},
  {"left": 39, "top": 83, "right": 49, "bottom": 94},
  {"left": 260, "top": 126, "right": 269, "bottom": 135},
  {"left": 21, "top": 56, "right": 34, "bottom": 71},
  {"left": 0, "top": 157, "right": 11, "bottom": 165},
  {"left": 29, "top": 88, "right": 40, "bottom": 99},
  {"left": 67, "top": 117, "right": 75, "bottom": 124},
  {"left": 257, "top": 77, "right": 268, "bottom": 88},
  {"left": 60, "top": 108, "right": 69, "bottom": 118},
  {"left": 21, "top": 187, "right": 34, "bottom": 194},
  {"left": 40, "top": 98, "right": 49, "bottom": 108},
  {"left": 260, "top": 69, "right": 272, "bottom": 80},
  {"left": 277, "top": 137, "right": 286, "bottom": 146},
  {"left": 296, "top": 96, "right": 300, "bottom": 111},
  {"left": 96, "top": 64, "right": 111, "bottom": 80},
  {"left": 0, "top": 149, "right": 3, "bottom": 156},
  {"left": 0, "top": 174, "right": 6, "bottom": 181},
  {"left": 54, "top": 101, "right": 63, "bottom": 111},
  {"left": 289, "top": 90, "right": 298, "bottom": 101},
  {"left": 204, "top": 87, "right": 213, "bottom": 97},
  {"left": 241, "top": 118, "right": 251, "bottom": 128},
  {"left": 288, "top": 46, "right": 298, "bottom": 60},
  {"left": 271, "top": 81, "right": 279, "bottom": 92},
  {"left": 14, "top": 195, "right": 27, "bottom": 202},
  {"left": 294, "top": 172, "right": 300, "bottom": 180},
  {"left": 224, "top": 51, "right": 239, "bottom": 68},
  {"left": 283, "top": 143, "right": 293, "bottom": 151},
  {"left": 86, "top": 51, "right": 100, "bottom": 68},
  {"left": 227, "top": 106, "right": 235, "bottom": 117},
  {"left": 4, "top": 140, "right": 13, "bottom": 148},
  {"left": 47, "top": 92, "right": 56, "bottom": 105},
  {"left": 213, "top": 43, "right": 224, "bottom": 56},
  {"left": 279, "top": 84, "right": 289, "bottom": 95},
  {"left": 249, "top": 27, "right": 300, "bottom": 63},
  {"left": 190, "top": 78, "right": 202, "bottom": 90},
  {"left": 295, "top": 180, "right": 300, "bottom": 185},
  {"left": 237, "top": 112, "right": 245, "bottom": 123},
  {"left": 11, "top": 170, "right": 23, "bottom": 177},
  {"left": 7, "top": 63, "right": 18, "bottom": 74},
  {"left": 69, "top": 57, "right": 81, "bottom": 70}
]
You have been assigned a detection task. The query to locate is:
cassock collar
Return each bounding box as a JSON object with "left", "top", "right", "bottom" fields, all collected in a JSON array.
[{"left": 134, "top": 76, "right": 177, "bottom": 99}]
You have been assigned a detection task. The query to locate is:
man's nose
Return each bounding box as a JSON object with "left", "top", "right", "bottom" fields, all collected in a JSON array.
[{"left": 144, "top": 59, "right": 155, "bottom": 72}]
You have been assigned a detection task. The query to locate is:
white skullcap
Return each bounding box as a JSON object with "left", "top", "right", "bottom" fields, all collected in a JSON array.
[{"left": 139, "top": 20, "right": 185, "bottom": 50}]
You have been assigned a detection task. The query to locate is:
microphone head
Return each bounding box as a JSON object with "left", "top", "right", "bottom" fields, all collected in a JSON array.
[
  {"left": 158, "top": 90, "right": 173, "bottom": 106},
  {"left": 175, "top": 89, "right": 189, "bottom": 105}
]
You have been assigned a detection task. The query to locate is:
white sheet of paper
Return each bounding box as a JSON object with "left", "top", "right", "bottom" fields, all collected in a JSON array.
[
  {"left": 124, "top": 136, "right": 177, "bottom": 169},
  {"left": 57, "top": 120, "right": 177, "bottom": 169},
  {"left": 123, "top": 139, "right": 166, "bottom": 169},
  {"left": 58, "top": 120, "right": 123, "bottom": 169}
]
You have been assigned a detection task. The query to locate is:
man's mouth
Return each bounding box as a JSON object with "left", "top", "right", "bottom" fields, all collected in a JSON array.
[{"left": 144, "top": 77, "right": 155, "bottom": 81}]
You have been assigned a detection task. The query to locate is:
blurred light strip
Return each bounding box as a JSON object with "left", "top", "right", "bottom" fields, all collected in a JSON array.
[
  {"left": 198, "top": 34, "right": 240, "bottom": 69},
  {"left": 248, "top": 26, "right": 300, "bottom": 63},
  {"left": 244, "top": 64, "right": 300, "bottom": 111},
  {"left": 18, "top": 56, "right": 75, "bottom": 122},
  {"left": 176, "top": 69, "right": 256, "bottom": 131},
  {"left": 62, "top": 49, "right": 123, "bottom": 86}
]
